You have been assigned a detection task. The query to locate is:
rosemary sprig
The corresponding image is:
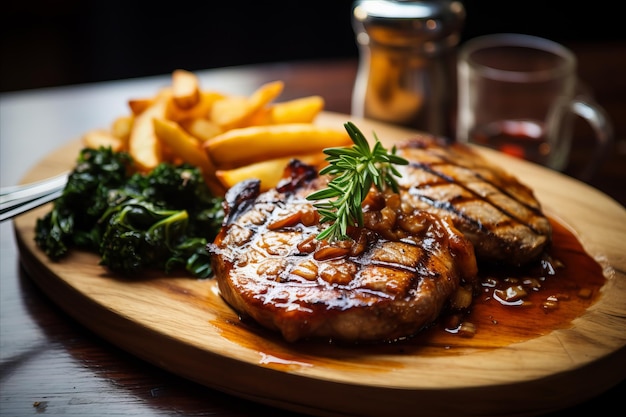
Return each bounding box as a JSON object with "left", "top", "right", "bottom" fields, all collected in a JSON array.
[{"left": 306, "top": 121, "right": 408, "bottom": 242}]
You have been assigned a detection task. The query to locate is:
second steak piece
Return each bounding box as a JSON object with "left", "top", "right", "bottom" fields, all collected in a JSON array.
[{"left": 395, "top": 136, "right": 552, "bottom": 266}]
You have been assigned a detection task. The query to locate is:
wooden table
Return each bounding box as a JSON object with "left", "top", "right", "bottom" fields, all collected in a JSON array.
[{"left": 1, "top": 42, "right": 625, "bottom": 416}]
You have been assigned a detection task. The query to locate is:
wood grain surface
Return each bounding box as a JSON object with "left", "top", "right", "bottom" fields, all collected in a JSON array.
[{"left": 12, "top": 113, "right": 626, "bottom": 417}]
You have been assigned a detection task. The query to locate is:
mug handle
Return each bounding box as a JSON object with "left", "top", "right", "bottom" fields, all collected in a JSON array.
[{"left": 569, "top": 95, "right": 613, "bottom": 182}]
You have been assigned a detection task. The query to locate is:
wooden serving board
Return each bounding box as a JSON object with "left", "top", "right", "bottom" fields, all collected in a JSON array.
[{"left": 13, "top": 113, "right": 626, "bottom": 417}]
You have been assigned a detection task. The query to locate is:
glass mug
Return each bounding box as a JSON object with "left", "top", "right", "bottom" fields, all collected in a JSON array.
[{"left": 456, "top": 33, "right": 612, "bottom": 181}]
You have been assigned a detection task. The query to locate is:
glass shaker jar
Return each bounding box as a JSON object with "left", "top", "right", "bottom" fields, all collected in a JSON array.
[{"left": 351, "top": 0, "right": 465, "bottom": 139}]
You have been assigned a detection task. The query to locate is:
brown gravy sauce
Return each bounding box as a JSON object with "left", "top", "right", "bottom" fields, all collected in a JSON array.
[
  {"left": 210, "top": 216, "right": 607, "bottom": 361},
  {"left": 403, "top": 216, "right": 607, "bottom": 353}
]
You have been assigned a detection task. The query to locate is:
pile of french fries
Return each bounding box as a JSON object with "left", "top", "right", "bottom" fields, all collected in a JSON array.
[{"left": 82, "top": 69, "right": 351, "bottom": 195}]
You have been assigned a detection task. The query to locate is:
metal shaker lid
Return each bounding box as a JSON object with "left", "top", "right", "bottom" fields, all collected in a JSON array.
[{"left": 352, "top": 0, "right": 465, "bottom": 51}]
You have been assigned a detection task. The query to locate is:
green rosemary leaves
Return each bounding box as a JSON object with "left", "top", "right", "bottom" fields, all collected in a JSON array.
[{"left": 306, "top": 121, "right": 408, "bottom": 241}]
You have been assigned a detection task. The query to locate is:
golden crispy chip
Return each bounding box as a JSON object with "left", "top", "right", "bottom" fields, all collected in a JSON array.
[
  {"left": 89, "top": 70, "right": 334, "bottom": 196},
  {"left": 209, "top": 96, "right": 249, "bottom": 129},
  {"left": 269, "top": 95, "right": 325, "bottom": 124},
  {"left": 128, "top": 89, "right": 170, "bottom": 171},
  {"left": 216, "top": 153, "right": 323, "bottom": 192},
  {"left": 210, "top": 80, "right": 284, "bottom": 129},
  {"left": 166, "top": 90, "right": 224, "bottom": 122},
  {"left": 180, "top": 117, "right": 222, "bottom": 142},
  {"left": 128, "top": 97, "right": 154, "bottom": 116},
  {"left": 246, "top": 106, "right": 273, "bottom": 126},
  {"left": 82, "top": 129, "right": 125, "bottom": 152},
  {"left": 205, "top": 123, "right": 350, "bottom": 169},
  {"left": 171, "top": 69, "right": 200, "bottom": 109},
  {"left": 110, "top": 115, "right": 134, "bottom": 144},
  {"left": 246, "top": 95, "right": 324, "bottom": 126},
  {"left": 248, "top": 80, "right": 284, "bottom": 109}
]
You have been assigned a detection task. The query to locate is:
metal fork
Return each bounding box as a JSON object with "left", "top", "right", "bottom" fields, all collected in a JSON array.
[{"left": 0, "top": 172, "right": 69, "bottom": 222}]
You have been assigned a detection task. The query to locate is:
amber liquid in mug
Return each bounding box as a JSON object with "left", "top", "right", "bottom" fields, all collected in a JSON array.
[{"left": 470, "top": 119, "right": 551, "bottom": 165}]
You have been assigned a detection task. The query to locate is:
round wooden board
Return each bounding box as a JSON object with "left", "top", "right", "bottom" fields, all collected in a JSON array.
[{"left": 13, "top": 112, "right": 626, "bottom": 417}]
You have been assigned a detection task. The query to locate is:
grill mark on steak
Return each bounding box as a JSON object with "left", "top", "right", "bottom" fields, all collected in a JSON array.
[
  {"left": 408, "top": 160, "right": 546, "bottom": 236},
  {"left": 405, "top": 161, "right": 485, "bottom": 227},
  {"left": 209, "top": 136, "right": 553, "bottom": 343},
  {"left": 209, "top": 161, "right": 478, "bottom": 343},
  {"left": 395, "top": 136, "right": 551, "bottom": 266}
]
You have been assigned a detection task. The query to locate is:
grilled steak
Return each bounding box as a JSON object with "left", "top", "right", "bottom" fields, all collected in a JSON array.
[
  {"left": 208, "top": 161, "right": 478, "bottom": 343},
  {"left": 208, "top": 135, "right": 552, "bottom": 343},
  {"left": 394, "top": 135, "right": 552, "bottom": 266}
]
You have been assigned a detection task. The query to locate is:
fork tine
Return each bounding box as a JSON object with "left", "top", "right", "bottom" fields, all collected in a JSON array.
[
  {"left": 0, "top": 172, "right": 68, "bottom": 201},
  {"left": 0, "top": 189, "right": 64, "bottom": 222},
  {"left": 0, "top": 173, "right": 68, "bottom": 222}
]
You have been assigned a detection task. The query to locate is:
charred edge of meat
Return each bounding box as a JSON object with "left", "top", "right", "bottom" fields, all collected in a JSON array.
[
  {"left": 222, "top": 179, "right": 260, "bottom": 225},
  {"left": 276, "top": 159, "right": 319, "bottom": 193},
  {"left": 404, "top": 134, "right": 450, "bottom": 148},
  {"left": 222, "top": 160, "right": 318, "bottom": 226}
]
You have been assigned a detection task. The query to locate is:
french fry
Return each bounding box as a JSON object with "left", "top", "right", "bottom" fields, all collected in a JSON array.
[
  {"left": 171, "top": 69, "right": 200, "bottom": 109},
  {"left": 85, "top": 70, "right": 337, "bottom": 195},
  {"left": 204, "top": 123, "right": 350, "bottom": 169},
  {"left": 110, "top": 115, "right": 134, "bottom": 145},
  {"left": 128, "top": 89, "right": 170, "bottom": 171},
  {"left": 152, "top": 118, "right": 223, "bottom": 195},
  {"left": 269, "top": 95, "right": 325, "bottom": 124},
  {"left": 248, "top": 80, "right": 284, "bottom": 109},
  {"left": 165, "top": 90, "right": 224, "bottom": 122},
  {"left": 210, "top": 80, "right": 284, "bottom": 129},
  {"left": 82, "top": 129, "right": 125, "bottom": 152},
  {"left": 128, "top": 97, "right": 154, "bottom": 115},
  {"left": 245, "top": 106, "right": 273, "bottom": 126},
  {"left": 180, "top": 117, "right": 222, "bottom": 142},
  {"left": 216, "top": 153, "right": 323, "bottom": 192},
  {"left": 246, "top": 96, "right": 324, "bottom": 126},
  {"left": 209, "top": 96, "right": 248, "bottom": 129}
]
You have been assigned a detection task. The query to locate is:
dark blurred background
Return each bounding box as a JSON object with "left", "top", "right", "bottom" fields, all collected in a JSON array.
[{"left": 1, "top": 0, "right": 624, "bottom": 93}]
